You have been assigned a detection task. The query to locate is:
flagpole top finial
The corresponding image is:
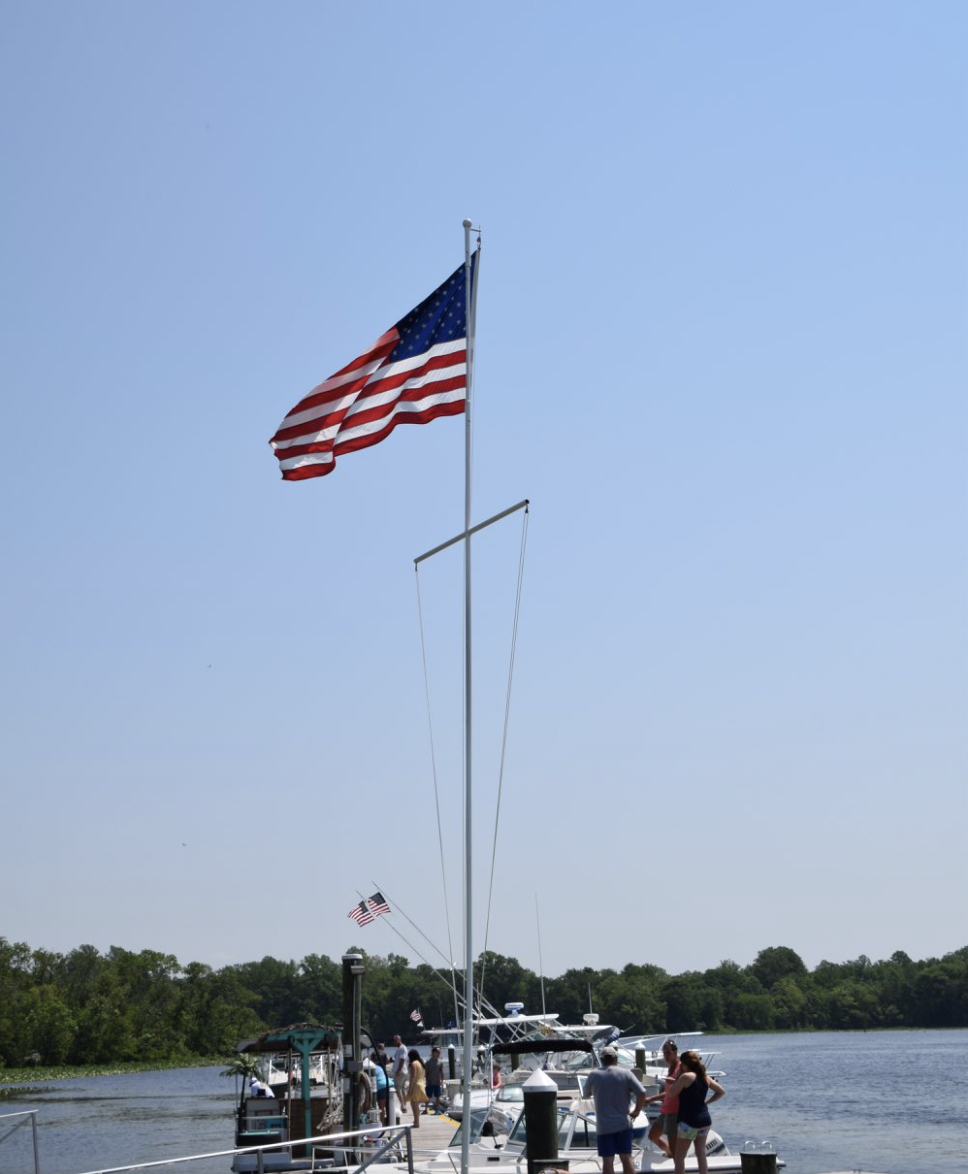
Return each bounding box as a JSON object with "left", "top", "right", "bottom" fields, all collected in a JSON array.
[{"left": 462, "top": 218, "right": 473, "bottom": 228}]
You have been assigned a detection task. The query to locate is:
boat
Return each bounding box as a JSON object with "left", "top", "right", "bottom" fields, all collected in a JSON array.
[
  {"left": 410, "top": 1087, "right": 784, "bottom": 1174},
  {"left": 423, "top": 1006, "right": 564, "bottom": 1120},
  {"left": 230, "top": 1022, "right": 343, "bottom": 1173},
  {"left": 447, "top": 1037, "right": 607, "bottom": 1129}
]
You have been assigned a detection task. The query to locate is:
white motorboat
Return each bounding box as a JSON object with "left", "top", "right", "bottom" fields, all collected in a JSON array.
[{"left": 410, "top": 1095, "right": 782, "bottom": 1174}]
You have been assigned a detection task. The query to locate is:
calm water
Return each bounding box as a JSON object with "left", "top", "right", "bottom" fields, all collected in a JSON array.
[
  {"left": 700, "top": 1029, "right": 968, "bottom": 1174},
  {"left": 1, "top": 1030, "right": 966, "bottom": 1174}
]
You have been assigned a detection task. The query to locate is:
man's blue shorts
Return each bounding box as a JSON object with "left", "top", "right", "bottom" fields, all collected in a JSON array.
[{"left": 597, "top": 1127, "right": 633, "bottom": 1157}]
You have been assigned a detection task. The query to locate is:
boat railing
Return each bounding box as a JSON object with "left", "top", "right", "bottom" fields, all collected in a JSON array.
[
  {"left": 67, "top": 1122, "right": 417, "bottom": 1174},
  {"left": 0, "top": 1109, "right": 41, "bottom": 1174}
]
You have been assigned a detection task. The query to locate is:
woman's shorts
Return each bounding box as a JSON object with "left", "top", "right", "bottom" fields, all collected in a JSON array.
[
  {"left": 657, "top": 1112, "right": 678, "bottom": 1137},
  {"left": 676, "top": 1121, "right": 710, "bottom": 1143},
  {"left": 376, "top": 1089, "right": 388, "bottom": 1102},
  {"left": 597, "top": 1127, "right": 633, "bottom": 1157}
]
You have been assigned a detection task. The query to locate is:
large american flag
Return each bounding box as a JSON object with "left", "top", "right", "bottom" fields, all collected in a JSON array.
[
  {"left": 269, "top": 255, "right": 476, "bottom": 480},
  {"left": 348, "top": 900, "right": 375, "bottom": 926}
]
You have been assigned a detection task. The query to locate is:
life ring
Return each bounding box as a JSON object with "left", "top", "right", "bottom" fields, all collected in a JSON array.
[{"left": 358, "top": 1070, "right": 373, "bottom": 1114}]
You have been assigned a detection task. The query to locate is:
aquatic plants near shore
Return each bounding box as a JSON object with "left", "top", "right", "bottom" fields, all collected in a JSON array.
[{"left": 0, "top": 1057, "right": 223, "bottom": 1090}]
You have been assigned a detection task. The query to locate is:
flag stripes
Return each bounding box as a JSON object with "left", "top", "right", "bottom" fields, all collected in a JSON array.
[
  {"left": 347, "top": 900, "right": 375, "bottom": 926},
  {"left": 368, "top": 891, "right": 390, "bottom": 917},
  {"left": 270, "top": 258, "right": 475, "bottom": 480}
]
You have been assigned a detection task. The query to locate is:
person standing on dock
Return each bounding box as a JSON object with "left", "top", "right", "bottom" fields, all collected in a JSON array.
[
  {"left": 391, "top": 1034, "right": 409, "bottom": 1121},
  {"left": 424, "top": 1046, "right": 444, "bottom": 1113},
  {"left": 407, "top": 1049, "right": 429, "bottom": 1125},
  {"left": 664, "top": 1049, "right": 725, "bottom": 1174},
  {"left": 584, "top": 1045, "right": 647, "bottom": 1174},
  {"left": 645, "top": 1039, "right": 680, "bottom": 1159},
  {"left": 368, "top": 1057, "right": 390, "bottom": 1125}
]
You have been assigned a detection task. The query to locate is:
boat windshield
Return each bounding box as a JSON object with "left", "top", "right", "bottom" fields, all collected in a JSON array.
[
  {"left": 495, "top": 1085, "right": 525, "bottom": 1103},
  {"left": 447, "top": 1108, "right": 496, "bottom": 1148},
  {"left": 507, "top": 1105, "right": 599, "bottom": 1152}
]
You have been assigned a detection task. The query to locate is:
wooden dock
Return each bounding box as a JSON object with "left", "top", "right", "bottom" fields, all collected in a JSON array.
[{"left": 392, "top": 1107, "right": 460, "bottom": 1160}]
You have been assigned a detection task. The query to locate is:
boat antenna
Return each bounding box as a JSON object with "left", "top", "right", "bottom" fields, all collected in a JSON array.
[{"left": 536, "top": 893, "right": 547, "bottom": 1017}]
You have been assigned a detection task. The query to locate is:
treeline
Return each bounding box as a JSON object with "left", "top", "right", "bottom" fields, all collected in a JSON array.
[{"left": 1, "top": 938, "right": 965, "bottom": 1070}]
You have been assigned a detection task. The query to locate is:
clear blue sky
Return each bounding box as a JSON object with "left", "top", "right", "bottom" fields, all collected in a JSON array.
[{"left": 3, "top": 1, "right": 966, "bottom": 985}]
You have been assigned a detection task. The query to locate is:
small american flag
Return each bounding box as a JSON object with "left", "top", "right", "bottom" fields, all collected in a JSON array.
[
  {"left": 270, "top": 255, "right": 477, "bottom": 481},
  {"left": 367, "top": 891, "right": 390, "bottom": 918},
  {"left": 410, "top": 1008, "right": 423, "bottom": 1026},
  {"left": 348, "top": 900, "right": 375, "bottom": 926}
]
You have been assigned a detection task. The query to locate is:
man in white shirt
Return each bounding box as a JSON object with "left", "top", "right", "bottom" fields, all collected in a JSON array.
[{"left": 391, "top": 1034, "right": 409, "bottom": 1121}]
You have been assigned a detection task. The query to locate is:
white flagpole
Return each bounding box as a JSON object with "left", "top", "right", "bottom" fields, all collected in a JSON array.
[{"left": 460, "top": 217, "right": 478, "bottom": 1174}]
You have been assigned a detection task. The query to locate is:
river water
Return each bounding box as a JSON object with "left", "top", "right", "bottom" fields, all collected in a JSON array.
[{"left": 1, "top": 1030, "right": 965, "bottom": 1174}]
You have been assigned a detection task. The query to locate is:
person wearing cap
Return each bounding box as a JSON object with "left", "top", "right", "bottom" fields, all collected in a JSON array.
[
  {"left": 583, "top": 1046, "right": 646, "bottom": 1174},
  {"left": 248, "top": 1076, "right": 274, "bottom": 1098}
]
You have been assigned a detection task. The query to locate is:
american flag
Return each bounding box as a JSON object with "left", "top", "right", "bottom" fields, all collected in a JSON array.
[
  {"left": 410, "top": 1008, "right": 423, "bottom": 1026},
  {"left": 269, "top": 255, "right": 477, "bottom": 480},
  {"left": 347, "top": 900, "right": 375, "bottom": 926},
  {"left": 367, "top": 891, "right": 390, "bottom": 918}
]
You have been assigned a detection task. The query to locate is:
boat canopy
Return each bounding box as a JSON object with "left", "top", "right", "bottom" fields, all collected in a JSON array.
[
  {"left": 236, "top": 1022, "right": 341, "bottom": 1054},
  {"left": 491, "top": 1037, "right": 594, "bottom": 1056}
]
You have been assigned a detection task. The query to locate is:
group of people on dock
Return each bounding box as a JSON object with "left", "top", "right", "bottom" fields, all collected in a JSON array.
[
  {"left": 584, "top": 1040, "right": 725, "bottom": 1174},
  {"left": 366, "top": 1034, "right": 445, "bottom": 1129}
]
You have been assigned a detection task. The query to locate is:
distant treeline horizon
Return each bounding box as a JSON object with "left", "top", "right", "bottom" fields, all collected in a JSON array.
[{"left": 1, "top": 937, "right": 965, "bottom": 1070}]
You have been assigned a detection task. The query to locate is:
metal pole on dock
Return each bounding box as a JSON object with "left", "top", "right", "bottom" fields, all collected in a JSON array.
[{"left": 342, "top": 953, "right": 365, "bottom": 1162}]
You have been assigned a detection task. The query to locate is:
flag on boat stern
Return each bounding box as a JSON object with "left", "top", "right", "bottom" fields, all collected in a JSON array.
[
  {"left": 410, "top": 1007, "right": 424, "bottom": 1028},
  {"left": 367, "top": 891, "right": 391, "bottom": 918},
  {"left": 269, "top": 256, "right": 476, "bottom": 480},
  {"left": 348, "top": 900, "right": 375, "bottom": 926}
]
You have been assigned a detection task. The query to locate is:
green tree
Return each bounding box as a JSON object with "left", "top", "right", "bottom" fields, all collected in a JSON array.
[
  {"left": 772, "top": 976, "right": 808, "bottom": 1029},
  {"left": 476, "top": 951, "right": 535, "bottom": 1018},
  {"left": 748, "top": 947, "right": 807, "bottom": 991},
  {"left": 22, "top": 986, "right": 75, "bottom": 1064},
  {"left": 731, "top": 992, "right": 776, "bottom": 1030},
  {"left": 661, "top": 973, "right": 708, "bottom": 1030}
]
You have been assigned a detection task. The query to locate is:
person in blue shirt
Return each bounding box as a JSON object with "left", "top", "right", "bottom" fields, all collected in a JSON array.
[{"left": 368, "top": 1057, "right": 390, "bottom": 1125}]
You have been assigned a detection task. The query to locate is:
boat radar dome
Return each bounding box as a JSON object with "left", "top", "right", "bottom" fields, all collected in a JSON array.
[
  {"left": 504, "top": 1002, "right": 524, "bottom": 1016},
  {"left": 583, "top": 1014, "right": 600, "bottom": 1026}
]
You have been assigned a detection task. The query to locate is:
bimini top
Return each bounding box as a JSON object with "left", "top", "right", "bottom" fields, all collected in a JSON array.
[
  {"left": 491, "top": 1037, "right": 594, "bottom": 1056},
  {"left": 236, "top": 1022, "right": 341, "bottom": 1054}
]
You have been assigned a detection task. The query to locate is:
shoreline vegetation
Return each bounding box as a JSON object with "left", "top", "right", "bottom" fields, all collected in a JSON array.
[
  {"left": 3, "top": 1026, "right": 966, "bottom": 1090},
  {"left": 2, "top": 938, "right": 965, "bottom": 1072},
  {"left": 0, "top": 1057, "right": 223, "bottom": 1090}
]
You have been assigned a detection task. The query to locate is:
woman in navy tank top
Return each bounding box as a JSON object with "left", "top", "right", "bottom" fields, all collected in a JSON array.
[{"left": 663, "top": 1049, "right": 726, "bottom": 1174}]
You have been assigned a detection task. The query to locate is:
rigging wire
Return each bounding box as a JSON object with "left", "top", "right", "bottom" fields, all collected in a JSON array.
[
  {"left": 414, "top": 496, "right": 530, "bottom": 1024},
  {"left": 414, "top": 563, "right": 459, "bottom": 1025},
  {"left": 369, "top": 881, "right": 507, "bottom": 1020},
  {"left": 480, "top": 504, "right": 530, "bottom": 998}
]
